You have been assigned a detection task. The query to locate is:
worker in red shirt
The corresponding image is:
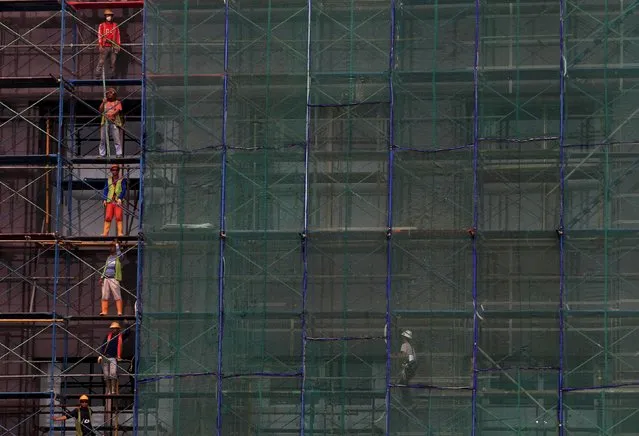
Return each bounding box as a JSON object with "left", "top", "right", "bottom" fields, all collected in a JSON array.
[{"left": 96, "top": 9, "right": 121, "bottom": 78}]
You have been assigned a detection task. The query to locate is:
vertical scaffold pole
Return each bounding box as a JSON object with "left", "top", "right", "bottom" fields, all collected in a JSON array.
[
  {"left": 558, "top": 0, "right": 567, "bottom": 432},
  {"left": 471, "top": 0, "right": 481, "bottom": 434},
  {"left": 50, "top": 1, "right": 67, "bottom": 435},
  {"left": 133, "top": 0, "right": 148, "bottom": 434},
  {"left": 216, "top": 0, "right": 231, "bottom": 434},
  {"left": 299, "top": 0, "right": 312, "bottom": 434},
  {"left": 384, "top": 0, "right": 397, "bottom": 434}
]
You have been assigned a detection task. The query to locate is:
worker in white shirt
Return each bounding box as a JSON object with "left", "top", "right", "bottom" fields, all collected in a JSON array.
[{"left": 397, "top": 330, "right": 418, "bottom": 407}]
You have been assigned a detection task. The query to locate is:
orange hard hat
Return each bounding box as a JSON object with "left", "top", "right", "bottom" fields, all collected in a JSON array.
[
  {"left": 104, "top": 9, "right": 114, "bottom": 16},
  {"left": 109, "top": 321, "right": 121, "bottom": 329},
  {"left": 79, "top": 394, "right": 89, "bottom": 401}
]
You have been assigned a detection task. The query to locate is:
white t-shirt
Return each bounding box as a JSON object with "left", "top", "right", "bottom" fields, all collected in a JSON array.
[{"left": 401, "top": 342, "right": 416, "bottom": 362}]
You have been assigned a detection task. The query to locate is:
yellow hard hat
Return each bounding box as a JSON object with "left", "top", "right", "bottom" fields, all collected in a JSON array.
[
  {"left": 109, "top": 321, "right": 121, "bottom": 329},
  {"left": 79, "top": 394, "right": 89, "bottom": 401},
  {"left": 104, "top": 9, "right": 114, "bottom": 15}
]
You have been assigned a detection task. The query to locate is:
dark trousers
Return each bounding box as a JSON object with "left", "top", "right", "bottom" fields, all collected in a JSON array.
[
  {"left": 397, "top": 361, "right": 418, "bottom": 407},
  {"left": 97, "top": 46, "right": 117, "bottom": 74}
]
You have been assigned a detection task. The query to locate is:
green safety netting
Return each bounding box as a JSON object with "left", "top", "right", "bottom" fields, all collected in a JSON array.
[{"left": 138, "top": 1, "right": 639, "bottom": 434}]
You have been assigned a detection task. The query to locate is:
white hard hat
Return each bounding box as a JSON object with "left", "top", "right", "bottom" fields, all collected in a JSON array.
[{"left": 401, "top": 330, "right": 412, "bottom": 339}]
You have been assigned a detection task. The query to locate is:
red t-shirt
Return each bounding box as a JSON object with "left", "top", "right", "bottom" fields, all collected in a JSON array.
[{"left": 98, "top": 22, "right": 121, "bottom": 47}]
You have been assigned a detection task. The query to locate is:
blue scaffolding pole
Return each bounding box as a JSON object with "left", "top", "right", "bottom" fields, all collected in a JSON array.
[
  {"left": 132, "top": 0, "right": 148, "bottom": 434},
  {"left": 49, "top": 1, "right": 68, "bottom": 434}
]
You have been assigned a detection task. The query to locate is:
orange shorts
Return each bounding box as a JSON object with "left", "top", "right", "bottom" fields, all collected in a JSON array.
[{"left": 105, "top": 202, "right": 123, "bottom": 222}]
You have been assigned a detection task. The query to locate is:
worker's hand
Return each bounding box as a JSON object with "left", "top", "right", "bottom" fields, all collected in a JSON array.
[
  {"left": 114, "top": 47, "right": 120, "bottom": 54},
  {"left": 97, "top": 356, "right": 102, "bottom": 364},
  {"left": 116, "top": 199, "right": 122, "bottom": 206},
  {"left": 103, "top": 201, "right": 107, "bottom": 207}
]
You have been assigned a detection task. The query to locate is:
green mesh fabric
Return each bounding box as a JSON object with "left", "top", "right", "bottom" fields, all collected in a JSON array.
[{"left": 139, "top": 1, "right": 639, "bottom": 434}]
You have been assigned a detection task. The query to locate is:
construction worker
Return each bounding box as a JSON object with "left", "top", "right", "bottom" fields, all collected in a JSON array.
[
  {"left": 52, "top": 394, "right": 95, "bottom": 435},
  {"left": 99, "top": 241, "right": 124, "bottom": 316},
  {"left": 96, "top": 9, "right": 120, "bottom": 77},
  {"left": 98, "top": 321, "right": 130, "bottom": 395},
  {"left": 397, "top": 330, "right": 417, "bottom": 406},
  {"left": 98, "top": 87, "right": 124, "bottom": 157},
  {"left": 102, "top": 164, "right": 126, "bottom": 237}
]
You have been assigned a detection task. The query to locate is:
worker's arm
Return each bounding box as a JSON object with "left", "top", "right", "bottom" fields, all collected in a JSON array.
[
  {"left": 103, "top": 180, "right": 109, "bottom": 201},
  {"left": 100, "top": 258, "right": 107, "bottom": 280},
  {"left": 97, "top": 23, "right": 105, "bottom": 47},
  {"left": 100, "top": 336, "right": 108, "bottom": 355},
  {"left": 52, "top": 408, "right": 74, "bottom": 421},
  {"left": 114, "top": 26, "right": 121, "bottom": 50},
  {"left": 119, "top": 179, "right": 127, "bottom": 200}
]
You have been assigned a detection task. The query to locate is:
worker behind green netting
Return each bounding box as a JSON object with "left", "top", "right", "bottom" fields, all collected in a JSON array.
[
  {"left": 52, "top": 394, "right": 96, "bottom": 435},
  {"left": 397, "top": 330, "right": 418, "bottom": 406}
]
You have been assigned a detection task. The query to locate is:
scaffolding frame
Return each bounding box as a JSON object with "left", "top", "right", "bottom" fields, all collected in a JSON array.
[
  {"left": 4, "top": 0, "right": 639, "bottom": 434},
  {"left": 0, "top": 1, "right": 147, "bottom": 435}
]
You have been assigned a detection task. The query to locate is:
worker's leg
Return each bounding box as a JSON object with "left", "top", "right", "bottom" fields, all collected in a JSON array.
[
  {"left": 401, "top": 364, "right": 417, "bottom": 408},
  {"left": 111, "top": 124, "right": 123, "bottom": 157},
  {"left": 103, "top": 203, "right": 115, "bottom": 236},
  {"left": 115, "top": 204, "right": 124, "bottom": 236},
  {"left": 109, "top": 47, "right": 117, "bottom": 73},
  {"left": 96, "top": 47, "right": 106, "bottom": 73},
  {"left": 110, "top": 279, "right": 123, "bottom": 315},
  {"left": 108, "top": 357, "right": 118, "bottom": 394},
  {"left": 99, "top": 123, "right": 108, "bottom": 156},
  {"left": 100, "top": 280, "right": 110, "bottom": 315},
  {"left": 397, "top": 367, "right": 408, "bottom": 385},
  {"left": 102, "top": 358, "right": 111, "bottom": 394}
]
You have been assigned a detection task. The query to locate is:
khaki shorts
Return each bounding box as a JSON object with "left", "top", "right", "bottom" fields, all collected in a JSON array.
[{"left": 101, "top": 278, "right": 122, "bottom": 300}]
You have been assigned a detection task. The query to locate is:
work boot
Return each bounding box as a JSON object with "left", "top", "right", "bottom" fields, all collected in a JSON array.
[
  {"left": 115, "top": 299, "right": 123, "bottom": 316},
  {"left": 99, "top": 300, "right": 109, "bottom": 316}
]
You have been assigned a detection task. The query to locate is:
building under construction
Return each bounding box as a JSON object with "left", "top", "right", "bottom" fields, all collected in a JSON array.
[{"left": 2, "top": 0, "right": 639, "bottom": 434}]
